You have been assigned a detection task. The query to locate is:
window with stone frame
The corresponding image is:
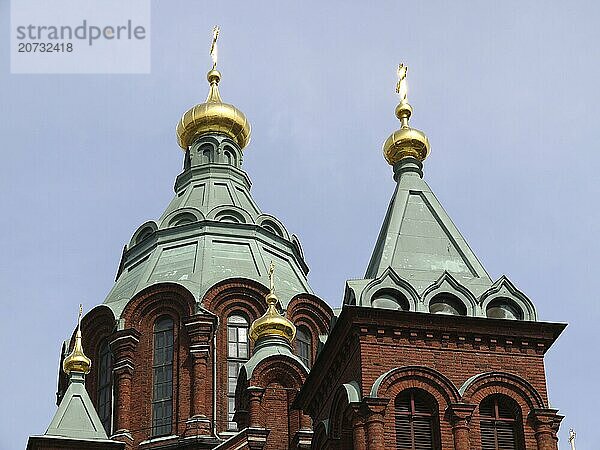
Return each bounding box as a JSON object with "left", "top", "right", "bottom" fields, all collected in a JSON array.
[
  {"left": 97, "top": 340, "right": 113, "bottom": 435},
  {"left": 227, "top": 314, "right": 249, "bottom": 431},
  {"left": 295, "top": 325, "right": 312, "bottom": 368},
  {"left": 480, "top": 394, "right": 522, "bottom": 450},
  {"left": 152, "top": 316, "right": 174, "bottom": 437}
]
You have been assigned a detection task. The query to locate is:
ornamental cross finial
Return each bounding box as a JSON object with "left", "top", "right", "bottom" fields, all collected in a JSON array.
[
  {"left": 396, "top": 63, "right": 408, "bottom": 103},
  {"left": 268, "top": 261, "right": 275, "bottom": 294},
  {"left": 78, "top": 304, "right": 83, "bottom": 328},
  {"left": 569, "top": 429, "right": 576, "bottom": 450},
  {"left": 210, "top": 25, "right": 220, "bottom": 69}
]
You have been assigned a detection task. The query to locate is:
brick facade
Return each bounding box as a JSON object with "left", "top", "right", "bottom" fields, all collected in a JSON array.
[
  {"left": 60, "top": 280, "right": 332, "bottom": 450},
  {"left": 295, "top": 306, "right": 564, "bottom": 450}
]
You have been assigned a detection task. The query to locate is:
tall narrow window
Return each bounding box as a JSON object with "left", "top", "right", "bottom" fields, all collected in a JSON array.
[
  {"left": 227, "top": 314, "right": 249, "bottom": 431},
  {"left": 480, "top": 395, "right": 521, "bottom": 450},
  {"left": 295, "top": 325, "right": 312, "bottom": 368},
  {"left": 97, "top": 341, "right": 113, "bottom": 435},
  {"left": 395, "top": 389, "right": 438, "bottom": 450},
  {"left": 152, "top": 317, "right": 174, "bottom": 437}
]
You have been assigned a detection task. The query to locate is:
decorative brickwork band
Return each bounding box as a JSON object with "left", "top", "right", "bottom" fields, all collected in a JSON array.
[
  {"left": 447, "top": 403, "right": 476, "bottom": 450},
  {"left": 109, "top": 329, "right": 139, "bottom": 436},
  {"left": 530, "top": 408, "right": 564, "bottom": 450}
]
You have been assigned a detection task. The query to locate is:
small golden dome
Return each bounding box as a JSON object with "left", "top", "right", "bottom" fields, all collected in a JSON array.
[
  {"left": 382, "top": 64, "right": 430, "bottom": 165},
  {"left": 249, "top": 292, "right": 296, "bottom": 344},
  {"left": 63, "top": 306, "right": 91, "bottom": 375},
  {"left": 249, "top": 263, "right": 296, "bottom": 344},
  {"left": 176, "top": 69, "right": 251, "bottom": 150}
]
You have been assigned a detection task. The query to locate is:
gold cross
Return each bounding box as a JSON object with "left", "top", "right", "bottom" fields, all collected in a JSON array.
[
  {"left": 396, "top": 63, "right": 408, "bottom": 102},
  {"left": 268, "top": 261, "right": 275, "bottom": 294},
  {"left": 210, "top": 25, "right": 220, "bottom": 69}
]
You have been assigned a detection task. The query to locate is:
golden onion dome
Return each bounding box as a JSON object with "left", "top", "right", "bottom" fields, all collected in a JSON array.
[
  {"left": 176, "top": 69, "right": 251, "bottom": 150},
  {"left": 63, "top": 305, "right": 91, "bottom": 375},
  {"left": 249, "top": 263, "right": 296, "bottom": 344},
  {"left": 382, "top": 64, "right": 430, "bottom": 165},
  {"left": 249, "top": 292, "right": 296, "bottom": 344}
]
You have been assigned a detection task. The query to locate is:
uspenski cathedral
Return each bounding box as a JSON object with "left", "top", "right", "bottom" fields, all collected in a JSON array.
[{"left": 27, "top": 28, "right": 565, "bottom": 450}]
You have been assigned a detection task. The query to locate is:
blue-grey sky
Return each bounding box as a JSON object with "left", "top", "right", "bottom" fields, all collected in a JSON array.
[{"left": 1, "top": 1, "right": 598, "bottom": 448}]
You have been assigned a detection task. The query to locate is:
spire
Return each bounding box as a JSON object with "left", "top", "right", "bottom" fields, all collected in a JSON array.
[
  {"left": 249, "top": 262, "right": 296, "bottom": 345},
  {"left": 176, "top": 25, "right": 251, "bottom": 150},
  {"left": 62, "top": 304, "right": 91, "bottom": 375},
  {"left": 383, "top": 64, "right": 430, "bottom": 168},
  {"left": 347, "top": 63, "right": 492, "bottom": 302}
]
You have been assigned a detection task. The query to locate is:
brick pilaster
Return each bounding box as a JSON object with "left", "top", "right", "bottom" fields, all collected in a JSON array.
[
  {"left": 530, "top": 408, "right": 564, "bottom": 450},
  {"left": 360, "top": 398, "right": 389, "bottom": 450},
  {"left": 447, "top": 403, "right": 476, "bottom": 450},
  {"left": 109, "top": 329, "right": 139, "bottom": 444}
]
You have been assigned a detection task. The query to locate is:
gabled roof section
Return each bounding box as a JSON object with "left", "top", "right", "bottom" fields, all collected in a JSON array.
[
  {"left": 365, "top": 159, "right": 492, "bottom": 294},
  {"left": 45, "top": 372, "right": 108, "bottom": 441}
]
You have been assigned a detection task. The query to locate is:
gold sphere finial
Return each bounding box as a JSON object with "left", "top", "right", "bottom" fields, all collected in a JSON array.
[
  {"left": 62, "top": 304, "right": 92, "bottom": 375},
  {"left": 249, "top": 262, "right": 296, "bottom": 344},
  {"left": 176, "top": 26, "right": 251, "bottom": 150},
  {"left": 383, "top": 63, "right": 430, "bottom": 165}
]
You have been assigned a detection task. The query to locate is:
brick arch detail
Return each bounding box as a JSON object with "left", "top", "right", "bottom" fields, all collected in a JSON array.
[
  {"left": 287, "top": 294, "right": 333, "bottom": 366},
  {"left": 460, "top": 372, "right": 545, "bottom": 450},
  {"left": 370, "top": 365, "right": 461, "bottom": 406},
  {"left": 201, "top": 278, "right": 269, "bottom": 316},
  {"left": 250, "top": 355, "right": 307, "bottom": 389},
  {"left": 460, "top": 371, "right": 546, "bottom": 410},
  {"left": 287, "top": 293, "right": 333, "bottom": 333},
  {"left": 121, "top": 282, "right": 196, "bottom": 327}
]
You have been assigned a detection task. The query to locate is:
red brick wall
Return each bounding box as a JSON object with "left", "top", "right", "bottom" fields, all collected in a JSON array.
[
  {"left": 70, "top": 280, "right": 331, "bottom": 449},
  {"left": 296, "top": 306, "right": 564, "bottom": 450}
]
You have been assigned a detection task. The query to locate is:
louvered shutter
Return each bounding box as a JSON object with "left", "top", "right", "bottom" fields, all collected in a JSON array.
[
  {"left": 395, "top": 390, "right": 435, "bottom": 450},
  {"left": 480, "top": 396, "right": 518, "bottom": 450}
]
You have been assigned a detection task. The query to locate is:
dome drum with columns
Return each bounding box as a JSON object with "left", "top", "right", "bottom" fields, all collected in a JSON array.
[{"left": 102, "top": 30, "right": 312, "bottom": 320}]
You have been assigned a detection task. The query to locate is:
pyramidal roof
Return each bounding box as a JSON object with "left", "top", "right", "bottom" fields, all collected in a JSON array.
[
  {"left": 44, "top": 372, "right": 109, "bottom": 441},
  {"left": 365, "top": 159, "right": 492, "bottom": 293},
  {"left": 345, "top": 65, "right": 537, "bottom": 321}
]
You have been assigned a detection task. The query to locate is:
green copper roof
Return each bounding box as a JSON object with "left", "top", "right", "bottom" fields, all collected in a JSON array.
[
  {"left": 242, "top": 336, "right": 307, "bottom": 380},
  {"left": 45, "top": 372, "right": 109, "bottom": 440},
  {"left": 346, "top": 158, "right": 537, "bottom": 321},
  {"left": 103, "top": 135, "right": 312, "bottom": 319},
  {"left": 365, "top": 158, "right": 491, "bottom": 292}
]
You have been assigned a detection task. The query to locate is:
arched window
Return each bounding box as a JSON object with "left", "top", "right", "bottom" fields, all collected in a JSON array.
[
  {"left": 486, "top": 299, "right": 523, "bottom": 320},
  {"left": 480, "top": 395, "right": 522, "bottom": 450},
  {"left": 152, "top": 317, "right": 174, "bottom": 437},
  {"left": 201, "top": 145, "right": 212, "bottom": 164},
  {"left": 227, "top": 314, "right": 249, "bottom": 431},
  {"left": 371, "top": 289, "right": 410, "bottom": 310},
  {"left": 296, "top": 325, "right": 312, "bottom": 368},
  {"left": 97, "top": 340, "right": 113, "bottom": 435},
  {"left": 429, "top": 293, "right": 467, "bottom": 316},
  {"left": 224, "top": 150, "right": 234, "bottom": 165},
  {"left": 395, "top": 389, "right": 439, "bottom": 450}
]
